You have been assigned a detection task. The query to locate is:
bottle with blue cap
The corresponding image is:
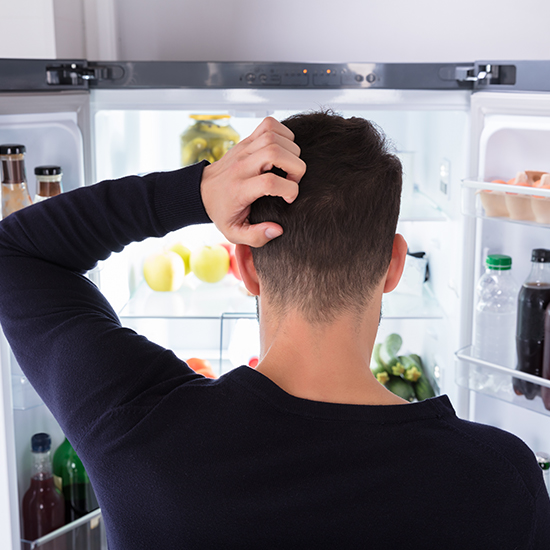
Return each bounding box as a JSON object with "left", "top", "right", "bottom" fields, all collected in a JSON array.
[
  {"left": 22, "top": 433, "right": 65, "bottom": 542},
  {"left": 473, "top": 254, "right": 518, "bottom": 372}
]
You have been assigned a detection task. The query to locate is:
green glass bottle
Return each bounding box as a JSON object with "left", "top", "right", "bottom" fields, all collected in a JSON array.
[{"left": 53, "top": 437, "right": 99, "bottom": 523}]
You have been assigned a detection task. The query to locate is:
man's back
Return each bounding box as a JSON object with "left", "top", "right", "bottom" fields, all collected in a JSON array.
[{"left": 80, "top": 365, "right": 549, "bottom": 549}]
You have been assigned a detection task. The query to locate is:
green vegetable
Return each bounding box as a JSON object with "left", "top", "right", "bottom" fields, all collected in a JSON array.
[
  {"left": 399, "top": 355, "right": 422, "bottom": 382},
  {"left": 371, "top": 344, "right": 390, "bottom": 385},
  {"left": 387, "top": 357, "right": 405, "bottom": 376},
  {"left": 379, "top": 333, "right": 403, "bottom": 367},
  {"left": 409, "top": 354, "right": 436, "bottom": 401},
  {"left": 386, "top": 376, "right": 416, "bottom": 402}
]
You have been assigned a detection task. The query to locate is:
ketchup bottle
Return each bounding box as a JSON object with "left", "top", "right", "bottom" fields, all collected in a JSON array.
[{"left": 22, "top": 433, "right": 65, "bottom": 542}]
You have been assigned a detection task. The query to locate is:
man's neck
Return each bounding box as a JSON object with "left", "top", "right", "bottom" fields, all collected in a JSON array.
[{"left": 254, "top": 294, "right": 407, "bottom": 406}]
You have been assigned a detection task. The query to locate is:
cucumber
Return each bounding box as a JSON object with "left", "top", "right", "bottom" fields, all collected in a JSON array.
[
  {"left": 409, "top": 354, "right": 436, "bottom": 401},
  {"left": 371, "top": 344, "right": 390, "bottom": 384},
  {"left": 386, "top": 376, "right": 415, "bottom": 402},
  {"left": 399, "top": 355, "right": 422, "bottom": 382},
  {"left": 387, "top": 357, "right": 405, "bottom": 376},
  {"left": 379, "top": 333, "right": 403, "bottom": 367},
  {"left": 414, "top": 373, "right": 436, "bottom": 401}
]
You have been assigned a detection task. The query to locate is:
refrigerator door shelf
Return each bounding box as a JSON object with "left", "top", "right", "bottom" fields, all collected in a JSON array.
[
  {"left": 21, "top": 508, "right": 106, "bottom": 550},
  {"left": 462, "top": 178, "right": 550, "bottom": 226},
  {"left": 456, "top": 346, "right": 550, "bottom": 417}
]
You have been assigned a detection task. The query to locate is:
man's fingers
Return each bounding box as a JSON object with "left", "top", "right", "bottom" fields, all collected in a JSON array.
[
  {"left": 240, "top": 172, "right": 300, "bottom": 206},
  {"left": 242, "top": 143, "right": 306, "bottom": 187},
  {"left": 247, "top": 116, "right": 295, "bottom": 143},
  {"left": 244, "top": 127, "right": 301, "bottom": 159},
  {"left": 226, "top": 221, "right": 284, "bottom": 248}
]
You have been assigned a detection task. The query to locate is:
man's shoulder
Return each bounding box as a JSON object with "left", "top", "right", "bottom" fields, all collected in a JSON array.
[{"left": 441, "top": 413, "right": 543, "bottom": 497}]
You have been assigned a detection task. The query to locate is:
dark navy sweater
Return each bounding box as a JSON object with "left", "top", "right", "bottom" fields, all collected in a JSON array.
[{"left": 0, "top": 164, "right": 549, "bottom": 549}]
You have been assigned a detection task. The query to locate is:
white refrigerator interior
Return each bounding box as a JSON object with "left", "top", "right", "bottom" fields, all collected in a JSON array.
[
  {"left": 1, "top": 76, "right": 550, "bottom": 549},
  {"left": 459, "top": 91, "right": 550, "bottom": 453}
]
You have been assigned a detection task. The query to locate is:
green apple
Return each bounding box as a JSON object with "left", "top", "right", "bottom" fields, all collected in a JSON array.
[
  {"left": 169, "top": 242, "right": 191, "bottom": 275},
  {"left": 190, "top": 245, "right": 230, "bottom": 283},
  {"left": 143, "top": 251, "right": 186, "bottom": 292}
]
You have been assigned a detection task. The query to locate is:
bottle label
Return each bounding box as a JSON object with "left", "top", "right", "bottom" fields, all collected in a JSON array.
[{"left": 53, "top": 474, "right": 62, "bottom": 492}]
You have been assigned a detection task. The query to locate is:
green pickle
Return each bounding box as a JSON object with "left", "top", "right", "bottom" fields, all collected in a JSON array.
[{"left": 181, "top": 115, "right": 240, "bottom": 166}]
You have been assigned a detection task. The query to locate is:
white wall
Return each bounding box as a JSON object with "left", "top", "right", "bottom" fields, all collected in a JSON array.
[
  {"left": 1, "top": 0, "right": 549, "bottom": 63},
  {"left": 111, "top": 0, "right": 550, "bottom": 63},
  {"left": 0, "top": 0, "right": 56, "bottom": 58}
]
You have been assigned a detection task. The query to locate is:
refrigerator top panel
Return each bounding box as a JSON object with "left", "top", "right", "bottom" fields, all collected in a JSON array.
[
  {"left": 3, "top": 60, "right": 550, "bottom": 94},
  {"left": 472, "top": 61, "right": 550, "bottom": 93},
  {"left": 0, "top": 60, "right": 476, "bottom": 92}
]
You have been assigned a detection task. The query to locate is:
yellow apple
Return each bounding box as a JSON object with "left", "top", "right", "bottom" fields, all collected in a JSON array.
[
  {"left": 143, "top": 251, "right": 186, "bottom": 292},
  {"left": 190, "top": 245, "right": 230, "bottom": 283},
  {"left": 169, "top": 242, "right": 191, "bottom": 275}
]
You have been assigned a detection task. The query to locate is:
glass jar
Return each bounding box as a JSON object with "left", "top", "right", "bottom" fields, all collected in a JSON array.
[
  {"left": 1, "top": 144, "right": 32, "bottom": 219},
  {"left": 180, "top": 115, "right": 240, "bottom": 167},
  {"left": 34, "top": 165, "right": 63, "bottom": 203}
]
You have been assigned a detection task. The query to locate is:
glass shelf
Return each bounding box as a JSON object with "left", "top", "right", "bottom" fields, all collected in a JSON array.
[
  {"left": 456, "top": 345, "right": 550, "bottom": 417},
  {"left": 119, "top": 279, "right": 443, "bottom": 322},
  {"left": 11, "top": 374, "right": 44, "bottom": 411},
  {"left": 118, "top": 277, "right": 256, "bottom": 319},
  {"left": 399, "top": 190, "right": 446, "bottom": 222},
  {"left": 21, "top": 509, "right": 106, "bottom": 549},
  {"left": 382, "top": 283, "right": 443, "bottom": 319},
  {"left": 462, "top": 178, "right": 550, "bottom": 227}
]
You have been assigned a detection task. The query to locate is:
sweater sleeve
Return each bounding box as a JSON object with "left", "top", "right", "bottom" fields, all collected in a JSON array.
[{"left": 0, "top": 162, "right": 211, "bottom": 445}]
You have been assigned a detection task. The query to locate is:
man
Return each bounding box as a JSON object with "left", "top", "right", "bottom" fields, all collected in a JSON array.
[{"left": 0, "top": 113, "right": 548, "bottom": 549}]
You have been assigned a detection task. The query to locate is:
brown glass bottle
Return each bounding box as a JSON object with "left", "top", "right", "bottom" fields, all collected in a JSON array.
[{"left": 0, "top": 144, "right": 32, "bottom": 218}]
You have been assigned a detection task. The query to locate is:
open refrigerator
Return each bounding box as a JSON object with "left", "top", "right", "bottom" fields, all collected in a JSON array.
[{"left": 1, "top": 59, "right": 550, "bottom": 549}]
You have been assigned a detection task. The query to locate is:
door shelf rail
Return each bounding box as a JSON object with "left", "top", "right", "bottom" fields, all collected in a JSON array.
[
  {"left": 455, "top": 345, "right": 550, "bottom": 417},
  {"left": 461, "top": 178, "right": 550, "bottom": 227},
  {"left": 21, "top": 508, "right": 106, "bottom": 549}
]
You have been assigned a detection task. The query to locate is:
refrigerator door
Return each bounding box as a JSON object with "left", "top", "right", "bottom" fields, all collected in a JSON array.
[
  {"left": 460, "top": 84, "right": 550, "bottom": 455},
  {"left": 0, "top": 88, "right": 91, "bottom": 550}
]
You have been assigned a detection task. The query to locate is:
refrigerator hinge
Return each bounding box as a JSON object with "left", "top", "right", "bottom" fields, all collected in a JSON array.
[
  {"left": 46, "top": 62, "right": 124, "bottom": 88},
  {"left": 455, "top": 64, "right": 497, "bottom": 83}
]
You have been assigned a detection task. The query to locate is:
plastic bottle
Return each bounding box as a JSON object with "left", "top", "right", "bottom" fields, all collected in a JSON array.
[
  {"left": 514, "top": 248, "right": 550, "bottom": 399},
  {"left": 0, "top": 143, "right": 32, "bottom": 218},
  {"left": 22, "top": 433, "right": 65, "bottom": 541},
  {"left": 473, "top": 254, "right": 518, "bottom": 370}
]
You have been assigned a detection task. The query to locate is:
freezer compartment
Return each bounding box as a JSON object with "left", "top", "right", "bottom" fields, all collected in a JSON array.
[
  {"left": 456, "top": 346, "right": 550, "bottom": 417},
  {"left": 21, "top": 509, "right": 106, "bottom": 550}
]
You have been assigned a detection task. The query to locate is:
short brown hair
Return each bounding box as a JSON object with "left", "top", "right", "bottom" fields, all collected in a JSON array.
[{"left": 249, "top": 111, "right": 402, "bottom": 323}]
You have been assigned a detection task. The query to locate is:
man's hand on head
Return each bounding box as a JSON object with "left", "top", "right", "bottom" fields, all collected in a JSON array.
[{"left": 200, "top": 117, "right": 306, "bottom": 248}]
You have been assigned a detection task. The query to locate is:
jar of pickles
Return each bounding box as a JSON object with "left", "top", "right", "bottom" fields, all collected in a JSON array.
[{"left": 180, "top": 115, "right": 240, "bottom": 167}]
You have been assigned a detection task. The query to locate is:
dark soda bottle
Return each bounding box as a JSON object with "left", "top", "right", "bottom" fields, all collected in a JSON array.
[
  {"left": 53, "top": 437, "right": 100, "bottom": 549},
  {"left": 514, "top": 249, "right": 550, "bottom": 399},
  {"left": 542, "top": 306, "right": 550, "bottom": 410},
  {"left": 22, "top": 433, "right": 65, "bottom": 541}
]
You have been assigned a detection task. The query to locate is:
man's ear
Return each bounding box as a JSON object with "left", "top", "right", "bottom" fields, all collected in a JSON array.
[
  {"left": 383, "top": 233, "right": 408, "bottom": 294},
  {"left": 235, "top": 244, "right": 260, "bottom": 296}
]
